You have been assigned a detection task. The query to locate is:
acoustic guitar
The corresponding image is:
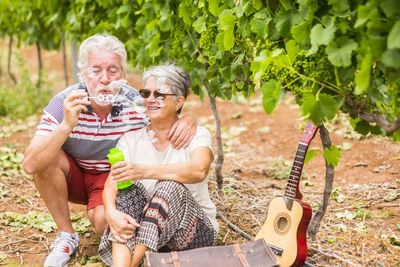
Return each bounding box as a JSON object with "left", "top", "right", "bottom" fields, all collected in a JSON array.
[{"left": 255, "top": 121, "right": 318, "bottom": 267}]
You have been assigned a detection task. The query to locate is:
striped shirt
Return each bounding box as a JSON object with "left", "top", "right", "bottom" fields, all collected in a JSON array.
[{"left": 36, "top": 83, "right": 147, "bottom": 171}]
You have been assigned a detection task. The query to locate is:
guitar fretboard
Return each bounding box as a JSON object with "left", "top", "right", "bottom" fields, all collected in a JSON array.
[{"left": 284, "top": 142, "right": 309, "bottom": 200}]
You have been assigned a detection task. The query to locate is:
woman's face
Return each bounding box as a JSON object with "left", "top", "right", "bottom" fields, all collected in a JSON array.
[{"left": 142, "top": 76, "right": 183, "bottom": 122}]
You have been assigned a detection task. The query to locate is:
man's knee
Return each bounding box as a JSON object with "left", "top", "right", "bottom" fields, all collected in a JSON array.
[{"left": 33, "top": 150, "right": 70, "bottom": 182}]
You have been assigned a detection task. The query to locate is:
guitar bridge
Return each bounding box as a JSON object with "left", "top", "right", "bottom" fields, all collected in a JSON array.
[{"left": 266, "top": 243, "right": 283, "bottom": 256}]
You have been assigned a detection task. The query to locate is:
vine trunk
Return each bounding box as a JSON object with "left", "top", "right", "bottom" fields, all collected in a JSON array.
[{"left": 308, "top": 124, "right": 335, "bottom": 239}]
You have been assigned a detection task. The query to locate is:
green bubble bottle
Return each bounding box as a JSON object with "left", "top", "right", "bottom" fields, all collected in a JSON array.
[{"left": 107, "top": 148, "right": 133, "bottom": 189}]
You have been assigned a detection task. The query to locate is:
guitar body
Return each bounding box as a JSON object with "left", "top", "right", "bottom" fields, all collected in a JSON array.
[{"left": 255, "top": 197, "right": 312, "bottom": 267}]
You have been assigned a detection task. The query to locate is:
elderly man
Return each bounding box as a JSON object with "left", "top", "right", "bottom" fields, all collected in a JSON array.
[{"left": 23, "top": 34, "right": 196, "bottom": 267}]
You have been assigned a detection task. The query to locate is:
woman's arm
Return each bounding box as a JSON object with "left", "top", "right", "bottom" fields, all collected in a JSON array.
[
  {"left": 111, "top": 146, "right": 213, "bottom": 184},
  {"left": 103, "top": 173, "right": 139, "bottom": 243}
]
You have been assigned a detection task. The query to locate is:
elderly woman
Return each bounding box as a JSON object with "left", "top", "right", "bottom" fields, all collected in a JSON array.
[{"left": 99, "top": 64, "right": 218, "bottom": 267}]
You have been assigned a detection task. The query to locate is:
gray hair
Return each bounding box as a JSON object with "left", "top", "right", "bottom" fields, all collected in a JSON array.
[
  {"left": 77, "top": 34, "right": 127, "bottom": 83},
  {"left": 143, "top": 64, "right": 191, "bottom": 99}
]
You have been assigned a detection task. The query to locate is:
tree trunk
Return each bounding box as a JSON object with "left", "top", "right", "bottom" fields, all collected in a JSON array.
[
  {"left": 7, "top": 35, "right": 17, "bottom": 85},
  {"left": 61, "top": 39, "right": 69, "bottom": 87},
  {"left": 204, "top": 81, "right": 224, "bottom": 189},
  {"left": 0, "top": 55, "right": 3, "bottom": 77},
  {"left": 36, "top": 42, "right": 42, "bottom": 90},
  {"left": 308, "top": 124, "right": 335, "bottom": 239},
  {"left": 71, "top": 44, "right": 79, "bottom": 83}
]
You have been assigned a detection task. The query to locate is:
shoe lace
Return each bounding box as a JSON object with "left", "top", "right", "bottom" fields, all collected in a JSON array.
[{"left": 50, "top": 235, "right": 77, "bottom": 254}]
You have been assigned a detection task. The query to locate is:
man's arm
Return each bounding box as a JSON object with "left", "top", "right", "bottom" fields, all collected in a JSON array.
[
  {"left": 23, "top": 90, "right": 90, "bottom": 174},
  {"left": 168, "top": 115, "right": 197, "bottom": 149}
]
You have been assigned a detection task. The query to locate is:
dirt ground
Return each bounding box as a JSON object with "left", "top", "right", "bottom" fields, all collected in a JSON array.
[{"left": 0, "top": 43, "right": 399, "bottom": 266}]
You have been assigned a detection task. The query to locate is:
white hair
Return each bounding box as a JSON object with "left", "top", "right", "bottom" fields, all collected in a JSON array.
[
  {"left": 143, "top": 64, "right": 191, "bottom": 99},
  {"left": 77, "top": 34, "right": 127, "bottom": 83}
]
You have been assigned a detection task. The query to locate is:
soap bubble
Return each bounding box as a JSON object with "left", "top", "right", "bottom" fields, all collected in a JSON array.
[
  {"left": 158, "top": 88, "right": 169, "bottom": 94},
  {"left": 147, "top": 130, "right": 158, "bottom": 143},
  {"left": 97, "top": 94, "right": 105, "bottom": 102}
]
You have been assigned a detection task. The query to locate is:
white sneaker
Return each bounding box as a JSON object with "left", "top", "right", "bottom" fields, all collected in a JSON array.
[{"left": 44, "top": 232, "right": 80, "bottom": 267}]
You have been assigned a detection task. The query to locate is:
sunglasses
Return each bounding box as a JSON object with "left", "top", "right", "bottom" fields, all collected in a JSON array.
[{"left": 139, "top": 89, "right": 176, "bottom": 100}]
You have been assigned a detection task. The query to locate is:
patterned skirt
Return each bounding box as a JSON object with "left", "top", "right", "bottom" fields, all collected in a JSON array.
[{"left": 98, "top": 180, "right": 217, "bottom": 266}]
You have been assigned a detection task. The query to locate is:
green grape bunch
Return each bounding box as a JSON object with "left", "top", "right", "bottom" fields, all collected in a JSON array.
[
  {"left": 256, "top": 39, "right": 278, "bottom": 52},
  {"left": 169, "top": 20, "right": 186, "bottom": 58},
  {"left": 387, "top": 77, "right": 400, "bottom": 117},
  {"left": 199, "top": 27, "right": 218, "bottom": 52},
  {"left": 261, "top": 48, "right": 335, "bottom": 103}
]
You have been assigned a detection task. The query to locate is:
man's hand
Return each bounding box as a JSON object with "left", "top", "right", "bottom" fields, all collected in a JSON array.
[
  {"left": 168, "top": 115, "right": 197, "bottom": 149},
  {"left": 106, "top": 208, "right": 140, "bottom": 243},
  {"left": 62, "top": 90, "right": 91, "bottom": 130}
]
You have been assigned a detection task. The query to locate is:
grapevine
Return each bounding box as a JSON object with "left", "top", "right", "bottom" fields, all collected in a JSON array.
[
  {"left": 199, "top": 27, "right": 217, "bottom": 52},
  {"left": 169, "top": 19, "right": 185, "bottom": 59},
  {"left": 261, "top": 48, "right": 335, "bottom": 103},
  {"left": 199, "top": 26, "right": 218, "bottom": 68},
  {"left": 387, "top": 77, "right": 400, "bottom": 117}
]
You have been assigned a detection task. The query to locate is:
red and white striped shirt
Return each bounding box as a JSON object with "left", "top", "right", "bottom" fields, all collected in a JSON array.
[{"left": 36, "top": 83, "right": 146, "bottom": 171}]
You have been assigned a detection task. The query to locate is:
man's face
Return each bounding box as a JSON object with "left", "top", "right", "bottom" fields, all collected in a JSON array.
[{"left": 85, "top": 47, "right": 124, "bottom": 106}]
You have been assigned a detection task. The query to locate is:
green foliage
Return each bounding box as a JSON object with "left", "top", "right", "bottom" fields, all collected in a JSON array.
[
  {"left": 330, "top": 188, "right": 346, "bottom": 203},
  {"left": 0, "top": 145, "right": 24, "bottom": 177},
  {"left": 1, "top": 0, "right": 400, "bottom": 168},
  {"left": 0, "top": 211, "right": 91, "bottom": 233},
  {"left": 304, "top": 148, "right": 318, "bottom": 165},
  {"left": 0, "top": 211, "right": 57, "bottom": 233},
  {"left": 0, "top": 183, "right": 11, "bottom": 200},
  {"left": 250, "top": 0, "right": 400, "bottom": 141},
  {"left": 323, "top": 145, "right": 341, "bottom": 166},
  {"left": 78, "top": 254, "right": 102, "bottom": 265},
  {"left": 0, "top": 56, "right": 52, "bottom": 119}
]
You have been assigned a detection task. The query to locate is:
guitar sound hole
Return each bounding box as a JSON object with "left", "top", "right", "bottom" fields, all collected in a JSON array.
[
  {"left": 277, "top": 217, "right": 288, "bottom": 231},
  {"left": 273, "top": 213, "right": 291, "bottom": 234}
]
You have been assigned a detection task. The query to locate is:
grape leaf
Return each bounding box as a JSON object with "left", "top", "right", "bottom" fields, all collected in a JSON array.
[
  {"left": 354, "top": 52, "right": 372, "bottom": 95},
  {"left": 354, "top": 120, "right": 382, "bottom": 135},
  {"left": 382, "top": 49, "right": 400, "bottom": 68},
  {"left": 178, "top": 3, "right": 191, "bottom": 25},
  {"left": 323, "top": 145, "right": 341, "bottom": 166},
  {"left": 329, "top": 0, "right": 348, "bottom": 13},
  {"left": 380, "top": 0, "right": 400, "bottom": 18},
  {"left": 148, "top": 33, "right": 162, "bottom": 57},
  {"left": 326, "top": 37, "right": 358, "bottom": 67},
  {"left": 193, "top": 16, "right": 206, "bottom": 33},
  {"left": 274, "top": 8, "right": 292, "bottom": 37},
  {"left": 286, "top": 39, "right": 300, "bottom": 63},
  {"left": 305, "top": 148, "right": 318, "bottom": 165},
  {"left": 220, "top": 14, "right": 236, "bottom": 50},
  {"left": 250, "top": 9, "right": 271, "bottom": 40},
  {"left": 250, "top": 50, "right": 271, "bottom": 82},
  {"left": 300, "top": 94, "right": 338, "bottom": 125},
  {"left": 208, "top": 0, "right": 222, "bottom": 17},
  {"left": 291, "top": 19, "right": 311, "bottom": 43},
  {"left": 280, "top": 0, "right": 292, "bottom": 10},
  {"left": 310, "top": 16, "right": 336, "bottom": 47},
  {"left": 261, "top": 79, "right": 282, "bottom": 114},
  {"left": 388, "top": 20, "right": 400, "bottom": 49}
]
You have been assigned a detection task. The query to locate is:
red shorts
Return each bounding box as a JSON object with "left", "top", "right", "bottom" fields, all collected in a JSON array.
[{"left": 66, "top": 153, "right": 109, "bottom": 211}]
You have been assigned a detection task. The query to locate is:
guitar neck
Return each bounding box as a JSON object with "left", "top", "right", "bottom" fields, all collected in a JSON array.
[{"left": 284, "top": 142, "right": 309, "bottom": 200}]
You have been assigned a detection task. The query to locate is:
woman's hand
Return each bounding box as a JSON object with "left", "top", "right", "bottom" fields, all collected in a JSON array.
[
  {"left": 105, "top": 208, "right": 140, "bottom": 243},
  {"left": 110, "top": 161, "right": 144, "bottom": 182},
  {"left": 168, "top": 115, "right": 197, "bottom": 149}
]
